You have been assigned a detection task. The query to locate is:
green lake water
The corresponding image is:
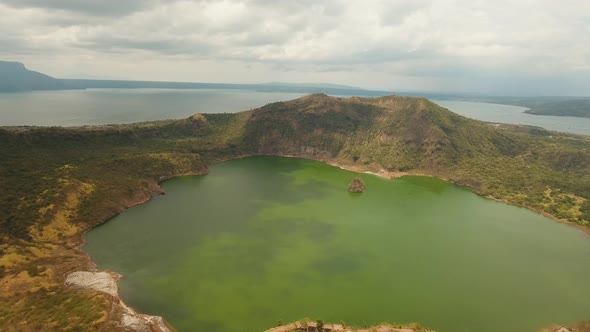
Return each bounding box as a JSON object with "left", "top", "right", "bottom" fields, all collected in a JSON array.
[{"left": 84, "top": 156, "right": 590, "bottom": 332}]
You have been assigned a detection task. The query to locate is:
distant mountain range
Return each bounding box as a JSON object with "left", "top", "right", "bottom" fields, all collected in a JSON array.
[
  {"left": 2, "top": 60, "right": 589, "bottom": 118},
  {"left": 0, "top": 60, "right": 390, "bottom": 96},
  {"left": 57, "top": 78, "right": 391, "bottom": 96},
  {"left": 264, "top": 82, "right": 362, "bottom": 90},
  {"left": 0, "top": 61, "right": 70, "bottom": 92}
]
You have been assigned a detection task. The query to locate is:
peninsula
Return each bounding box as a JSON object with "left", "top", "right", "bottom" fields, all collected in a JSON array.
[{"left": 523, "top": 99, "right": 590, "bottom": 118}]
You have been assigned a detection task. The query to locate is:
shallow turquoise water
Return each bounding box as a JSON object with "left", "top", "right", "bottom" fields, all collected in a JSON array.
[{"left": 84, "top": 156, "right": 590, "bottom": 332}]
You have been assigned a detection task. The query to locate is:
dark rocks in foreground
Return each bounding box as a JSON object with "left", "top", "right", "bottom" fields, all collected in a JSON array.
[
  {"left": 264, "top": 320, "right": 434, "bottom": 332},
  {"left": 347, "top": 177, "right": 366, "bottom": 193}
]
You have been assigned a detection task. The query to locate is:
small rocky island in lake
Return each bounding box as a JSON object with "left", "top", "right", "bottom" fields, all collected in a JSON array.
[{"left": 347, "top": 177, "right": 366, "bottom": 193}]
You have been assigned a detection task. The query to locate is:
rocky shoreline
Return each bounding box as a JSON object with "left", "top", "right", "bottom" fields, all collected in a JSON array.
[
  {"left": 65, "top": 271, "right": 171, "bottom": 332},
  {"left": 264, "top": 321, "right": 433, "bottom": 332},
  {"left": 325, "top": 159, "right": 590, "bottom": 238},
  {"left": 64, "top": 171, "right": 209, "bottom": 331}
]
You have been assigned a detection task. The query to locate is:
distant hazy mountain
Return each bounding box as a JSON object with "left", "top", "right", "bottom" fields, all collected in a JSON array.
[
  {"left": 60, "top": 78, "right": 390, "bottom": 96},
  {"left": 0, "top": 61, "right": 68, "bottom": 92},
  {"left": 264, "top": 82, "right": 363, "bottom": 90},
  {"left": 1, "top": 60, "right": 388, "bottom": 95}
]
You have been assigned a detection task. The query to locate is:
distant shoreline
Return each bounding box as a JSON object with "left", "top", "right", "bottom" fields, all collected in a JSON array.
[
  {"left": 214, "top": 153, "right": 590, "bottom": 238},
  {"left": 323, "top": 159, "right": 590, "bottom": 237}
]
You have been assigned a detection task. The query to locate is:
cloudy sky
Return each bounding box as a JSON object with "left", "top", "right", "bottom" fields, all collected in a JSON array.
[{"left": 1, "top": 0, "right": 589, "bottom": 95}]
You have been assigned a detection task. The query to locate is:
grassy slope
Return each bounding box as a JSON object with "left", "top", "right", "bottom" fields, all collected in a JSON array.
[
  {"left": 0, "top": 120, "right": 217, "bottom": 331},
  {"left": 1, "top": 94, "right": 589, "bottom": 331},
  {"left": 238, "top": 95, "right": 590, "bottom": 225}
]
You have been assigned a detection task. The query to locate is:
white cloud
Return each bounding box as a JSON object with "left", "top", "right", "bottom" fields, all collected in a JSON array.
[{"left": 0, "top": 0, "right": 589, "bottom": 95}]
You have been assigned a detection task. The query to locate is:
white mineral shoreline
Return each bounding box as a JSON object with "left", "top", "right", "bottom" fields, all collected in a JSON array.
[{"left": 65, "top": 270, "right": 172, "bottom": 332}]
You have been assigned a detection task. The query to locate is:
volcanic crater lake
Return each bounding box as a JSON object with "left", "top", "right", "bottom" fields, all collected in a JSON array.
[{"left": 84, "top": 156, "right": 590, "bottom": 332}]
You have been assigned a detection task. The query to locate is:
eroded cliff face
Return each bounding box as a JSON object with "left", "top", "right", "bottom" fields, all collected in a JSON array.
[{"left": 236, "top": 94, "right": 517, "bottom": 173}]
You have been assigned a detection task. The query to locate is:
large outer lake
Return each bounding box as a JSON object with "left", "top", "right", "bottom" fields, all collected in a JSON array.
[
  {"left": 433, "top": 100, "right": 590, "bottom": 136},
  {"left": 0, "top": 89, "right": 305, "bottom": 126},
  {"left": 0, "top": 89, "right": 589, "bottom": 135},
  {"left": 84, "top": 156, "right": 590, "bottom": 332}
]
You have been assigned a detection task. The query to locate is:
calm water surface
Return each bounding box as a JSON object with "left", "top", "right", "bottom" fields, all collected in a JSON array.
[
  {"left": 0, "top": 89, "right": 589, "bottom": 135},
  {"left": 84, "top": 156, "right": 590, "bottom": 332},
  {"left": 433, "top": 100, "right": 590, "bottom": 135},
  {"left": 0, "top": 89, "right": 305, "bottom": 126}
]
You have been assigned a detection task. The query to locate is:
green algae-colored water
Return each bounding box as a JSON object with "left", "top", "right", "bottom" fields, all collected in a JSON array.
[{"left": 84, "top": 156, "right": 590, "bottom": 332}]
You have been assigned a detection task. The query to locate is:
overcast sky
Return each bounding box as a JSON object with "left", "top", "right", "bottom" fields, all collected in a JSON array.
[{"left": 0, "top": 0, "right": 589, "bottom": 95}]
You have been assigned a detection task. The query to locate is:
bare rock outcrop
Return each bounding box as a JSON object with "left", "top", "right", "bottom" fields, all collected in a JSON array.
[
  {"left": 265, "top": 321, "right": 434, "bottom": 332},
  {"left": 347, "top": 177, "right": 366, "bottom": 193},
  {"left": 66, "top": 271, "right": 171, "bottom": 332}
]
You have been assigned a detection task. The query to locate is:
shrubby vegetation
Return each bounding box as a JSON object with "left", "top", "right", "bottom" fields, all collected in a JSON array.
[{"left": 1, "top": 93, "right": 589, "bottom": 330}]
